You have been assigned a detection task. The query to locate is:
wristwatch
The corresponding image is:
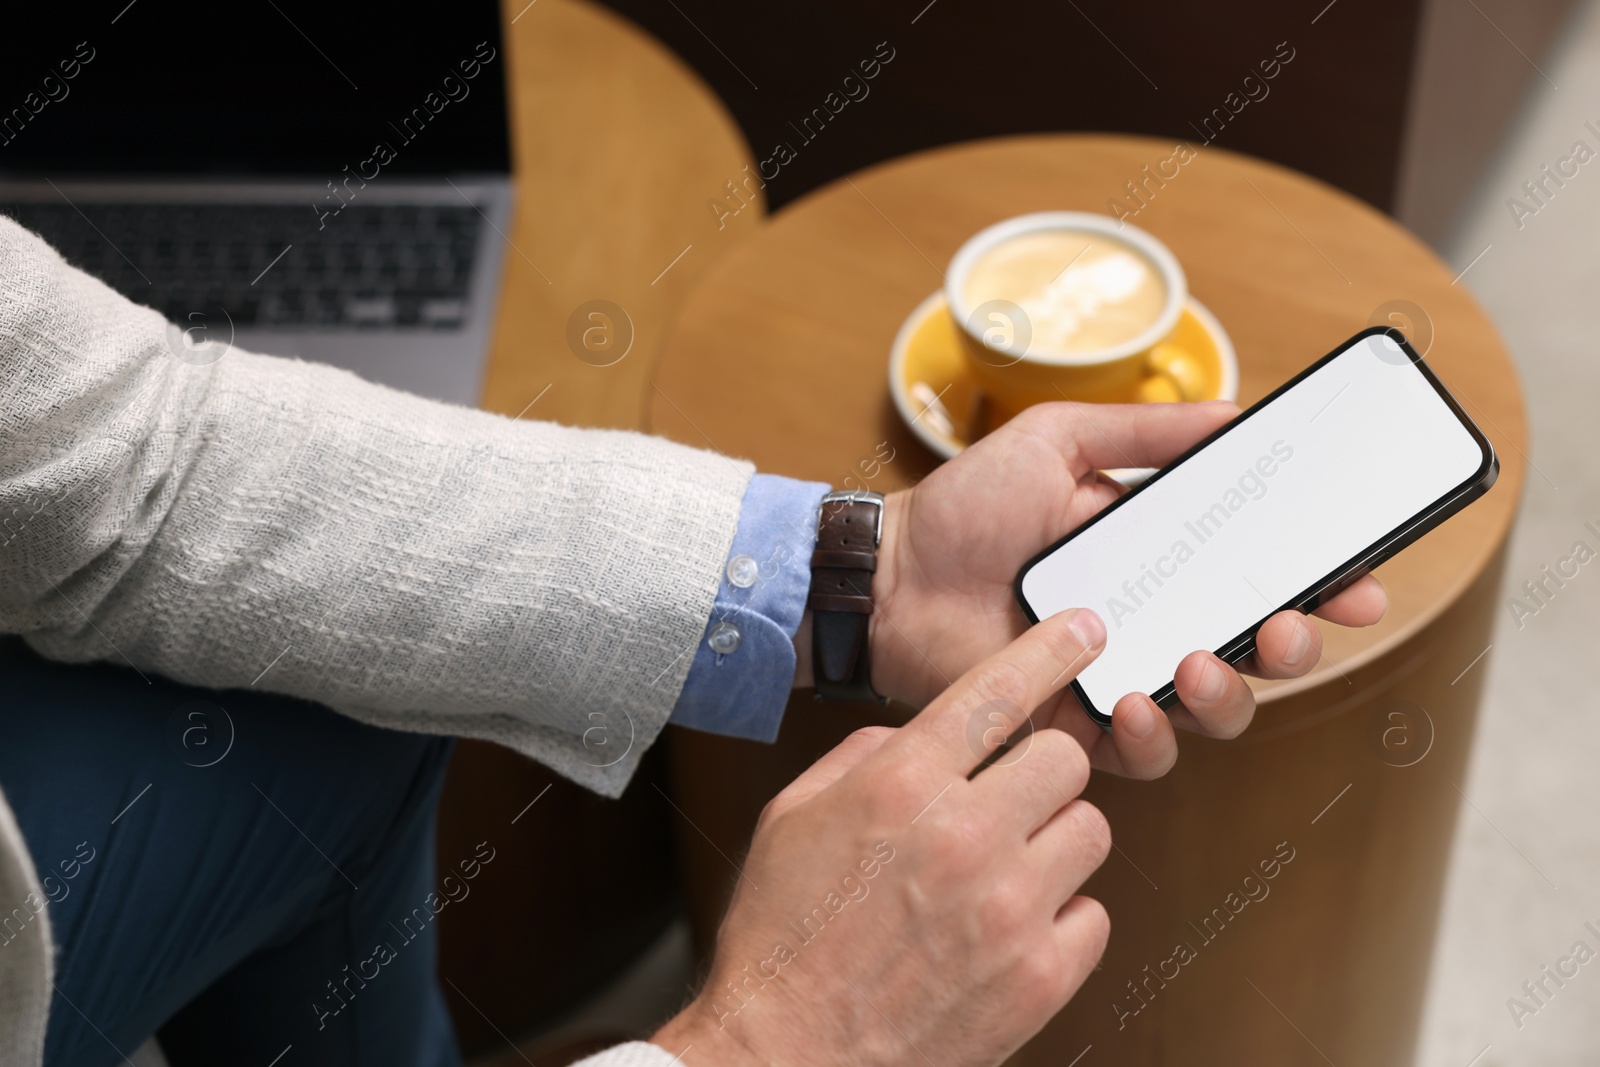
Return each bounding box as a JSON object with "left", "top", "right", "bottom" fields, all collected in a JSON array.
[{"left": 808, "top": 489, "right": 888, "bottom": 704}]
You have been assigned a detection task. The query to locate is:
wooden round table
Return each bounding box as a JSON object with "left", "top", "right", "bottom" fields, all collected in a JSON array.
[{"left": 648, "top": 135, "right": 1526, "bottom": 1066}]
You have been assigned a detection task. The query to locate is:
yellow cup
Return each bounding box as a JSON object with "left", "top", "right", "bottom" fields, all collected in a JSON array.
[{"left": 945, "top": 212, "right": 1188, "bottom": 416}]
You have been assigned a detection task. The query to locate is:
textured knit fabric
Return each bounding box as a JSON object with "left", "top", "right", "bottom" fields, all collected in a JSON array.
[
  {"left": 0, "top": 784, "right": 50, "bottom": 1067},
  {"left": 670, "top": 472, "right": 826, "bottom": 740},
  {"left": 572, "top": 1041, "right": 686, "bottom": 1067},
  {"left": 0, "top": 216, "right": 753, "bottom": 1064}
]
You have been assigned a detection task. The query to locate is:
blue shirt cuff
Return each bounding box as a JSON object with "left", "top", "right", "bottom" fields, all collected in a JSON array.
[{"left": 669, "top": 474, "right": 829, "bottom": 742}]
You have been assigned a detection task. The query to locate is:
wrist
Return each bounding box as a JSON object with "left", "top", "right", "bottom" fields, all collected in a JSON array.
[
  {"left": 651, "top": 997, "right": 759, "bottom": 1066},
  {"left": 790, "top": 490, "right": 907, "bottom": 699},
  {"left": 867, "top": 490, "right": 907, "bottom": 700}
]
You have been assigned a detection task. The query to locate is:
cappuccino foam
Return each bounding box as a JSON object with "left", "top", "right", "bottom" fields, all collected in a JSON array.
[{"left": 962, "top": 230, "right": 1167, "bottom": 355}]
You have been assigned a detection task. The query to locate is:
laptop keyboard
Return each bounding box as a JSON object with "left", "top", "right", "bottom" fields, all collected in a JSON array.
[{"left": 0, "top": 201, "right": 483, "bottom": 330}]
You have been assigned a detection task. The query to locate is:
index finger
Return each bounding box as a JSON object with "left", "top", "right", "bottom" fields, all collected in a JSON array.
[
  {"left": 1014, "top": 400, "right": 1239, "bottom": 477},
  {"left": 874, "top": 607, "right": 1107, "bottom": 779}
]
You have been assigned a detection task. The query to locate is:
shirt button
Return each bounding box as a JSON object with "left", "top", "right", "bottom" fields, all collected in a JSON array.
[
  {"left": 726, "top": 554, "right": 759, "bottom": 588},
  {"left": 708, "top": 622, "right": 743, "bottom": 655}
]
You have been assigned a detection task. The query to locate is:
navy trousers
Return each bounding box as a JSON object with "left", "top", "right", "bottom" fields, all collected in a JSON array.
[{"left": 0, "top": 637, "right": 461, "bottom": 1067}]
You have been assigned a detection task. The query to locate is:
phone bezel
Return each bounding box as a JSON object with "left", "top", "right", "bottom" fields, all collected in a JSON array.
[{"left": 1011, "top": 326, "right": 1499, "bottom": 729}]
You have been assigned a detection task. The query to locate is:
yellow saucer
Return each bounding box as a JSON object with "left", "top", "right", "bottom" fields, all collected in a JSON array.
[{"left": 889, "top": 291, "right": 1238, "bottom": 468}]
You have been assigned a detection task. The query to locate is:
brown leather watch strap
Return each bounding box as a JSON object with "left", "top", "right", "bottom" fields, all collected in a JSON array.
[
  {"left": 808, "top": 493, "right": 886, "bottom": 703},
  {"left": 812, "top": 548, "right": 877, "bottom": 571}
]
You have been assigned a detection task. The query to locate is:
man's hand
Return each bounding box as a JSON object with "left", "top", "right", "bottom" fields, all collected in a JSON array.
[
  {"left": 836, "top": 400, "right": 1387, "bottom": 778},
  {"left": 655, "top": 610, "right": 1113, "bottom": 1067}
]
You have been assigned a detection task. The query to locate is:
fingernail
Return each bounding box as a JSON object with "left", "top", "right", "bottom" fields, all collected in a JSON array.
[
  {"left": 1068, "top": 609, "right": 1105, "bottom": 649},
  {"left": 1121, "top": 697, "right": 1156, "bottom": 740},
  {"left": 1283, "top": 621, "right": 1313, "bottom": 667},
  {"left": 1195, "top": 656, "right": 1227, "bottom": 703}
]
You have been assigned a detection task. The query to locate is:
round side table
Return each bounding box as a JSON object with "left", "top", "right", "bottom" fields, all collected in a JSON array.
[{"left": 648, "top": 134, "right": 1526, "bottom": 1066}]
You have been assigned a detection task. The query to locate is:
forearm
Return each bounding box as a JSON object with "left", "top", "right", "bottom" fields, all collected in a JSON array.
[{"left": 0, "top": 218, "right": 750, "bottom": 796}]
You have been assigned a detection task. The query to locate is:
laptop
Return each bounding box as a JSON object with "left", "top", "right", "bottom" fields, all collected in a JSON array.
[{"left": 0, "top": 1, "right": 513, "bottom": 406}]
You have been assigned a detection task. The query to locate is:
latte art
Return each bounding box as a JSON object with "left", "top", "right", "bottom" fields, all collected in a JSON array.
[{"left": 961, "top": 230, "right": 1168, "bottom": 355}]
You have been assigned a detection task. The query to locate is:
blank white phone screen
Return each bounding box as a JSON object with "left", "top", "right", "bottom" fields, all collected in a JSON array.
[{"left": 1018, "top": 333, "right": 1488, "bottom": 719}]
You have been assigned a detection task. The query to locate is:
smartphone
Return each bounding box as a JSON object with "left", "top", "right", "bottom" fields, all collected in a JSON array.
[{"left": 1013, "top": 327, "right": 1497, "bottom": 728}]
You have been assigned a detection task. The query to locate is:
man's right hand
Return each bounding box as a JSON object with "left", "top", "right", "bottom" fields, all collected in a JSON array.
[{"left": 651, "top": 607, "right": 1113, "bottom": 1067}]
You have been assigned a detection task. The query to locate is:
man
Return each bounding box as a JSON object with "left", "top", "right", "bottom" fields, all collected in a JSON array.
[{"left": 0, "top": 216, "right": 1383, "bottom": 1065}]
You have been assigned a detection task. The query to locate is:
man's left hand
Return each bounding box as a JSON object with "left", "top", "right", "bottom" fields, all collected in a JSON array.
[{"left": 804, "top": 400, "right": 1388, "bottom": 780}]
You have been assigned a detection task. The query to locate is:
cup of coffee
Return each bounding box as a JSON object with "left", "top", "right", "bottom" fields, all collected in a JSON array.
[{"left": 945, "top": 212, "right": 1187, "bottom": 414}]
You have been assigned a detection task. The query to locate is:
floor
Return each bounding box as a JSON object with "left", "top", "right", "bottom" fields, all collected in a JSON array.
[{"left": 1413, "top": 1, "right": 1600, "bottom": 1064}]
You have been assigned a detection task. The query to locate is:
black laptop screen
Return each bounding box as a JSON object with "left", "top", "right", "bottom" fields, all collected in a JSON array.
[{"left": 0, "top": 1, "right": 510, "bottom": 175}]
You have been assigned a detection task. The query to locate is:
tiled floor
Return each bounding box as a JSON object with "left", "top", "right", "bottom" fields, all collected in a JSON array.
[{"left": 1414, "top": 2, "right": 1600, "bottom": 1064}]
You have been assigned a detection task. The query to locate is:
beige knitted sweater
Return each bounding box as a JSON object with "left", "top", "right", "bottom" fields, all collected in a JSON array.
[{"left": 0, "top": 217, "right": 743, "bottom": 1066}]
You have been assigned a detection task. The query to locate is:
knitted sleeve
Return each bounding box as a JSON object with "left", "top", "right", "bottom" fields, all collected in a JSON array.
[
  {"left": 571, "top": 1042, "right": 690, "bottom": 1067},
  {"left": 0, "top": 216, "right": 752, "bottom": 797}
]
